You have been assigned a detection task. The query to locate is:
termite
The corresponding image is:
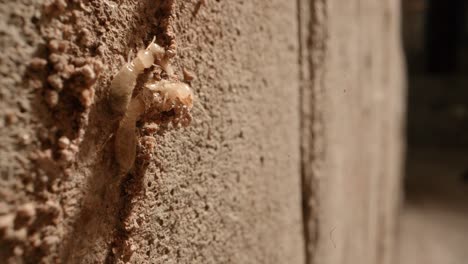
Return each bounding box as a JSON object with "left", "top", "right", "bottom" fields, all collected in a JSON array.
[
  {"left": 146, "top": 80, "right": 193, "bottom": 111},
  {"left": 114, "top": 94, "right": 145, "bottom": 174},
  {"left": 110, "top": 37, "right": 195, "bottom": 175},
  {"left": 109, "top": 38, "right": 171, "bottom": 116},
  {"left": 114, "top": 82, "right": 194, "bottom": 175}
]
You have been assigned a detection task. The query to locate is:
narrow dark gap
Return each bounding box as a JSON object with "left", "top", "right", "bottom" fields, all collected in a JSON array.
[
  {"left": 297, "top": 0, "right": 326, "bottom": 263},
  {"left": 296, "top": 0, "right": 313, "bottom": 263},
  {"left": 399, "top": 0, "right": 468, "bottom": 262},
  {"left": 296, "top": 0, "right": 312, "bottom": 263}
]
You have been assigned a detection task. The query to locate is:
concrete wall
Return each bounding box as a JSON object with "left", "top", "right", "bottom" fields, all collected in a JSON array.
[
  {"left": 0, "top": 0, "right": 404, "bottom": 263},
  {"left": 299, "top": 0, "right": 405, "bottom": 263}
]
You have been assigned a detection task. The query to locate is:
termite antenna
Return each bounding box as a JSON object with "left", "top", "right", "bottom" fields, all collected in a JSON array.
[{"left": 147, "top": 36, "right": 157, "bottom": 50}]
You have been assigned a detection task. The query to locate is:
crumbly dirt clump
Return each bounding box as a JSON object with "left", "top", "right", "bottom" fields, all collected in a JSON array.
[{"left": 0, "top": 0, "right": 177, "bottom": 262}]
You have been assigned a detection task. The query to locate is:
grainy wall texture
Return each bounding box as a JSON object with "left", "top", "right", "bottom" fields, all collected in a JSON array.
[
  {"left": 299, "top": 0, "right": 405, "bottom": 264},
  {"left": 0, "top": 0, "right": 404, "bottom": 263}
]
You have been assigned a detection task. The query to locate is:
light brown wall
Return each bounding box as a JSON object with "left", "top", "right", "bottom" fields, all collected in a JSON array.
[
  {"left": 0, "top": 0, "right": 404, "bottom": 263},
  {"left": 299, "top": 0, "right": 405, "bottom": 263},
  {"left": 0, "top": 0, "right": 304, "bottom": 263}
]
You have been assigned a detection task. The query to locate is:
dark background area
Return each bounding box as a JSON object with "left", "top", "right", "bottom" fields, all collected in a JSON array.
[
  {"left": 399, "top": 1, "right": 468, "bottom": 262},
  {"left": 403, "top": 0, "right": 468, "bottom": 148}
]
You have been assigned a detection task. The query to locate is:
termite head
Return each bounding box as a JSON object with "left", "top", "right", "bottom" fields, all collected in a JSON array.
[
  {"left": 145, "top": 37, "right": 174, "bottom": 76},
  {"left": 133, "top": 50, "right": 154, "bottom": 71},
  {"left": 146, "top": 37, "right": 166, "bottom": 61}
]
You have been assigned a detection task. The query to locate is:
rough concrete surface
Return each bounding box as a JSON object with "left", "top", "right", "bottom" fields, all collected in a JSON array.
[
  {"left": 299, "top": 0, "right": 405, "bottom": 264},
  {"left": 0, "top": 0, "right": 405, "bottom": 263},
  {"left": 0, "top": 0, "right": 304, "bottom": 263}
]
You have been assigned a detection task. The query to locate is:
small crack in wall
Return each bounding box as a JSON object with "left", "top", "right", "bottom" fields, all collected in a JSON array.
[{"left": 297, "top": 0, "right": 328, "bottom": 263}]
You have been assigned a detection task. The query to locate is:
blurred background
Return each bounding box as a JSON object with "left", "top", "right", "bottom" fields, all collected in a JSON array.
[{"left": 400, "top": 0, "right": 468, "bottom": 262}]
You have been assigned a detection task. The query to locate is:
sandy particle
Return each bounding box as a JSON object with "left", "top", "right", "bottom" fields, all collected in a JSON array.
[
  {"left": 59, "top": 149, "right": 74, "bottom": 164},
  {"left": 45, "top": 90, "right": 59, "bottom": 107},
  {"left": 17, "top": 203, "right": 36, "bottom": 220},
  {"left": 182, "top": 68, "right": 196, "bottom": 82},
  {"left": 13, "top": 246, "right": 23, "bottom": 256},
  {"left": 69, "top": 143, "right": 79, "bottom": 153},
  {"left": 44, "top": 0, "right": 67, "bottom": 14},
  {"left": 80, "top": 88, "right": 95, "bottom": 107},
  {"left": 47, "top": 74, "right": 63, "bottom": 91},
  {"left": 29, "top": 58, "right": 47, "bottom": 70},
  {"left": 72, "top": 57, "right": 87, "bottom": 67},
  {"left": 79, "top": 28, "right": 94, "bottom": 47},
  {"left": 130, "top": 244, "right": 138, "bottom": 252},
  {"left": 78, "top": 65, "right": 96, "bottom": 82},
  {"left": 29, "top": 78, "right": 43, "bottom": 90},
  {"left": 20, "top": 134, "right": 31, "bottom": 145},
  {"left": 57, "top": 136, "right": 70, "bottom": 149},
  {"left": 5, "top": 111, "right": 18, "bottom": 125},
  {"left": 0, "top": 214, "right": 14, "bottom": 231}
]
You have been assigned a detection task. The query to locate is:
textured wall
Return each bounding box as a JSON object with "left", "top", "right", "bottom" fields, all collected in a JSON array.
[
  {"left": 0, "top": 0, "right": 304, "bottom": 263},
  {"left": 299, "top": 0, "right": 405, "bottom": 264},
  {"left": 0, "top": 0, "right": 404, "bottom": 263}
]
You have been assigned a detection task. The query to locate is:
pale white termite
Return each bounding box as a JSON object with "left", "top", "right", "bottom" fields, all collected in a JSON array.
[
  {"left": 109, "top": 38, "right": 171, "bottom": 116},
  {"left": 111, "top": 38, "right": 195, "bottom": 175},
  {"left": 114, "top": 80, "right": 193, "bottom": 174},
  {"left": 114, "top": 80, "right": 194, "bottom": 175},
  {"left": 114, "top": 93, "right": 145, "bottom": 174},
  {"left": 146, "top": 80, "right": 194, "bottom": 111}
]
